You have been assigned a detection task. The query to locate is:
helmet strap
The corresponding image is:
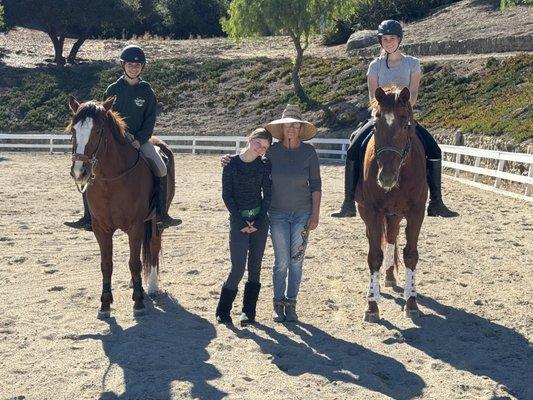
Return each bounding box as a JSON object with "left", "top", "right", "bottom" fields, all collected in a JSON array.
[
  {"left": 121, "top": 62, "right": 144, "bottom": 80},
  {"left": 380, "top": 41, "right": 401, "bottom": 69}
]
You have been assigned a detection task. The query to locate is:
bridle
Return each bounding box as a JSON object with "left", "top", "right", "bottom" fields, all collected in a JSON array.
[
  {"left": 375, "top": 133, "right": 412, "bottom": 168},
  {"left": 374, "top": 110, "right": 413, "bottom": 172},
  {"left": 71, "top": 119, "right": 140, "bottom": 193}
]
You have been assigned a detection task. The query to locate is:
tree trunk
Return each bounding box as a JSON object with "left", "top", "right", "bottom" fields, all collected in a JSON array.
[
  {"left": 291, "top": 35, "right": 337, "bottom": 124},
  {"left": 291, "top": 36, "right": 315, "bottom": 107},
  {"left": 67, "top": 37, "right": 86, "bottom": 64},
  {"left": 47, "top": 30, "right": 66, "bottom": 65}
]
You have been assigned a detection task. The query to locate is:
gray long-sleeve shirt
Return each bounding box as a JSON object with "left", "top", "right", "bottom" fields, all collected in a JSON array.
[{"left": 267, "top": 142, "right": 321, "bottom": 213}]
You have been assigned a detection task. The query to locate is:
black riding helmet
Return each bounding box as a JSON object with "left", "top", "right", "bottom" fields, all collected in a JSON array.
[
  {"left": 377, "top": 19, "right": 403, "bottom": 44},
  {"left": 120, "top": 45, "right": 147, "bottom": 64}
]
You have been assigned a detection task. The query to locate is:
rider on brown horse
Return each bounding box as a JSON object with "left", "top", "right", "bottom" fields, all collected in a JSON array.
[
  {"left": 65, "top": 45, "right": 181, "bottom": 230},
  {"left": 332, "top": 20, "right": 458, "bottom": 219}
]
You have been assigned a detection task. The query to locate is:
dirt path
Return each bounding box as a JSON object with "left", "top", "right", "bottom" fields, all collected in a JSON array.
[{"left": 0, "top": 153, "right": 531, "bottom": 400}]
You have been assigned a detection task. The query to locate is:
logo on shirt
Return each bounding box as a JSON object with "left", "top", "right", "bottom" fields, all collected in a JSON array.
[{"left": 134, "top": 97, "right": 145, "bottom": 107}]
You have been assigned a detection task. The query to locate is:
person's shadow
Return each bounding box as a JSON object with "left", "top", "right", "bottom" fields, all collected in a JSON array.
[
  {"left": 76, "top": 293, "right": 226, "bottom": 400},
  {"left": 381, "top": 292, "right": 533, "bottom": 399},
  {"left": 232, "top": 322, "right": 425, "bottom": 400}
]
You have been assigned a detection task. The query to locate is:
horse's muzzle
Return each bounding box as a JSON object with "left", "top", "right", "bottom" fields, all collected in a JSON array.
[
  {"left": 377, "top": 171, "right": 399, "bottom": 192},
  {"left": 71, "top": 162, "right": 89, "bottom": 184}
]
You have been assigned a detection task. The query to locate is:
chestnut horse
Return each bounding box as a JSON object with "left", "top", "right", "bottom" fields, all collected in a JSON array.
[
  {"left": 67, "top": 96, "right": 175, "bottom": 317},
  {"left": 355, "top": 87, "right": 428, "bottom": 322}
]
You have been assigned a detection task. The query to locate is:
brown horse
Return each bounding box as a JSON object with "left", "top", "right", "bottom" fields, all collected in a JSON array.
[
  {"left": 67, "top": 96, "right": 175, "bottom": 317},
  {"left": 355, "top": 86, "right": 428, "bottom": 323}
]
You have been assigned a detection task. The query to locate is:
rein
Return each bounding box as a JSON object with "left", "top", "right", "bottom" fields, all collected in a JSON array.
[
  {"left": 375, "top": 133, "right": 412, "bottom": 168},
  {"left": 72, "top": 123, "right": 141, "bottom": 193}
]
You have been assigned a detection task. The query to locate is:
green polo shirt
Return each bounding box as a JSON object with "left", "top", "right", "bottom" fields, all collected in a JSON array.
[{"left": 104, "top": 76, "right": 157, "bottom": 144}]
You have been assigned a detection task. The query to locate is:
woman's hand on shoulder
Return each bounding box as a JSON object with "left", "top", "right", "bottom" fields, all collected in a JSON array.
[
  {"left": 308, "top": 213, "right": 319, "bottom": 230},
  {"left": 221, "top": 154, "right": 231, "bottom": 167}
]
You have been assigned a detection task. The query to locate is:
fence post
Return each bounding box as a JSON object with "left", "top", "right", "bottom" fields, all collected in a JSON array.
[
  {"left": 341, "top": 143, "right": 347, "bottom": 161},
  {"left": 454, "top": 152, "right": 462, "bottom": 177},
  {"left": 473, "top": 156, "right": 481, "bottom": 182},
  {"left": 192, "top": 139, "right": 196, "bottom": 155},
  {"left": 526, "top": 163, "right": 533, "bottom": 197},
  {"left": 50, "top": 136, "right": 54, "bottom": 154},
  {"left": 235, "top": 140, "right": 241, "bottom": 154},
  {"left": 494, "top": 158, "right": 505, "bottom": 188}
]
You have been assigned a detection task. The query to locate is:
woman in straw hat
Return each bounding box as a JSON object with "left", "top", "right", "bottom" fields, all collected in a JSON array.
[
  {"left": 264, "top": 104, "right": 322, "bottom": 322},
  {"left": 216, "top": 128, "right": 273, "bottom": 326},
  {"left": 222, "top": 104, "right": 321, "bottom": 322}
]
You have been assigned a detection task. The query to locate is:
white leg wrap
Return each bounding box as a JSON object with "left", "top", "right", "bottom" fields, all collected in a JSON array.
[
  {"left": 404, "top": 268, "right": 417, "bottom": 300},
  {"left": 367, "top": 271, "right": 381, "bottom": 302},
  {"left": 147, "top": 267, "right": 159, "bottom": 295},
  {"left": 382, "top": 243, "right": 395, "bottom": 269}
]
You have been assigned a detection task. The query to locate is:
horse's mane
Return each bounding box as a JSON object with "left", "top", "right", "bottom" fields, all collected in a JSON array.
[
  {"left": 369, "top": 86, "right": 399, "bottom": 113},
  {"left": 66, "top": 101, "right": 127, "bottom": 143},
  {"left": 369, "top": 86, "right": 414, "bottom": 120}
]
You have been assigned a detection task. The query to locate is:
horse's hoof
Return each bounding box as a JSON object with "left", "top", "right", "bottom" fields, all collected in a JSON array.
[
  {"left": 97, "top": 310, "right": 111, "bottom": 319},
  {"left": 133, "top": 307, "right": 147, "bottom": 316},
  {"left": 363, "top": 311, "right": 380, "bottom": 323},
  {"left": 385, "top": 279, "right": 397, "bottom": 287},
  {"left": 405, "top": 309, "right": 420, "bottom": 319}
]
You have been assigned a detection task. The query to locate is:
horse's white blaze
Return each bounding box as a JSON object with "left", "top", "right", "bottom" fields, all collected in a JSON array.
[
  {"left": 383, "top": 243, "right": 395, "bottom": 268},
  {"left": 72, "top": 118, "right": 94, "bottom": 179},
  {"left": 384, "top": 112, "right": 395, "bottom": 126},
  {"left": 147, "top": 267, "right": 159, "bottom": 294},
  {"left": 404, "top": 268, "right": 417, "bottom": 300},
  {"left": 367, "top": 271, "right": 381, "bottom": 302}
]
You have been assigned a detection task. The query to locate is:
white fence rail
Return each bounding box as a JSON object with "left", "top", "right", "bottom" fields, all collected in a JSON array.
[{"left": 1, "top": 133, "right": 531, "bottom": 199}]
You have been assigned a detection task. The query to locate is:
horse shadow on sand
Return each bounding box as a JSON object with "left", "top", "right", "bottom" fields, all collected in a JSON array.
[
  {"left": 381, "top": 292, "right": 533, "bottom": 399},
  {"left": 76, "top": 293, "right": 226, "bottom": 400},
  {"left": 230, "top": 322, "right": 426, "bottom": 400}
]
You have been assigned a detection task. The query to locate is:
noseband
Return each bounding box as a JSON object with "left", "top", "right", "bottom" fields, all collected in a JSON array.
[
  {"left": 72, "top": 126, "right": 105, "bottom": 193},
  {"left": 375, "top": 133, "right": 412, "bottom": 168},
  {"left": 71, "top": 121, "right": 141, "bottom": 193}
]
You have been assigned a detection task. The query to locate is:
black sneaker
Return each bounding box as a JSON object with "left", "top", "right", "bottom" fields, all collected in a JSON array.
[
  {"left": 64, "top": 217, "right": 92, "bottom": 231},
  {"left": 331, "top": 201, "right": 357, "bottom": 218},
  {"left": 156, "top": 215, "right": 182, "bottom": 229}
]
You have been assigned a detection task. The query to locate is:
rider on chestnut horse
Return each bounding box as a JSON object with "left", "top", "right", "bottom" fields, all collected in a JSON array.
[{"left": 65, "top": 45, "right": 181, "bottom": 231}]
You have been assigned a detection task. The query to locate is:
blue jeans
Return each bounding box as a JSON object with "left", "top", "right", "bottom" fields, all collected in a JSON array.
[{"left": 269, "top": 210, "right": 311, "bottom": 302}]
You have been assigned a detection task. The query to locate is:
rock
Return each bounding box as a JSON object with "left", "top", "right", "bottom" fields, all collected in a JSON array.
[
  {"left": 346, "top": 30, "right": 377, "bottom": 52},
  {"left": 329, "top": 102, "right": 368, "bottom": 126}
]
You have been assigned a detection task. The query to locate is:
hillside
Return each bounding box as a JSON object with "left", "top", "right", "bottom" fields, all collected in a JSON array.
[{"left": 0, "top": 0, "right": 531, "bottom": 145}]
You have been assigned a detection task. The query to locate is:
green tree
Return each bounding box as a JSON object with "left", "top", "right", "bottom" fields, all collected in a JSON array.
[
  {"left": 222, "top": 0, "right": 356, "bottom": 106},
  {"left": 0, "top": 4, "right": 5, "bottom": 31},
  {"left": 500, "top": 0, "right": 533, "bottom": 9},
  {"left": 3, "top": 0, "right": 136, "bottom": 65}
]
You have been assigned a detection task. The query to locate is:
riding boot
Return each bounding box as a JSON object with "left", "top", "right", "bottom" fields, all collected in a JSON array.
[
  {"left": 273, "top": 298, "right": 286, "bottom": 323},
  {"left": 240, "top": 282, "right": 261, "bottom": 326},
  {"left": 64, "top": 192, "right": 92, "bottom": 231},
  {"left": 284, "top": 299, "right": 298, "bottom": 322},
  {"left": 426, "top": 159, "right": 459, "bottom": 217},
  {"left": 331, "top": 158, "right": 357, "bottom": 218},
  {"left": 154, "top": 176, "right": 182, "bottom": 229},
  {"left": 216, "top": 286, "right": 238, "bottom": 324}
]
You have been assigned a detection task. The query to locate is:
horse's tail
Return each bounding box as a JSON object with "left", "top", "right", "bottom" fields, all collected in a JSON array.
[
  {"left": 382, "top": 216, "right": 399, "bottom": 273},
  {"left": 142, "top": 218, "right": 162, "bottom": 295}
]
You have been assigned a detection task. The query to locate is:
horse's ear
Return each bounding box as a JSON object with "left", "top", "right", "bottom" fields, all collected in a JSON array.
[
  {"left": 103, "top": 96, "right": 116, "bottom": 111},
  {"left": 69, "top": 95, "right": 80, "bottom": 113},
  {"left": 375, "top": 87, "right": 386, "bottom": 103},
  {"left": 399, "top": 87, "right": 411, "bottom": 104}
]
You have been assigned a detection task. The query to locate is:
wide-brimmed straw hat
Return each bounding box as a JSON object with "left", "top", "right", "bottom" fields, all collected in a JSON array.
[{"left": 265, "top": 104, "right": 317, "bottom": 141}]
